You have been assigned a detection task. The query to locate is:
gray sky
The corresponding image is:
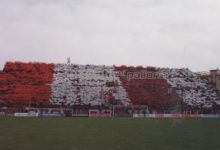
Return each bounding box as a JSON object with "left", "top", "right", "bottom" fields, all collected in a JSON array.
[{"left": 0, "top": 0, "right": 220, "bottom": 71}]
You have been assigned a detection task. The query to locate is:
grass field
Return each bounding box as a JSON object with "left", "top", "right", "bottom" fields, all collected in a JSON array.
[{"left": 0, "top": 117, "right": 220, "bottom": 150}]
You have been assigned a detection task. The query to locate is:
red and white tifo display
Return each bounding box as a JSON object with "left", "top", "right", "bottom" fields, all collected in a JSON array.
[{"left": 0, "top": 62, "right": 219, "bottom": 111}]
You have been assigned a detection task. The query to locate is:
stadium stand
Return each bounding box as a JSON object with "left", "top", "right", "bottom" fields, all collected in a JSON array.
[
  {"left": 114, "top": 66, "right": 180, "bottom": 112},
  {"left": 51, "top": 64, "right": 130, "bottom": 106},
  {"left": 0, "top": 62, "right": 220, "bottom": 114},
  {"left": 0, "top": 62, "right": 54, "bottom": 106},
  {"left": 159, "top": 68, "right": 220, "bottom": 110}
]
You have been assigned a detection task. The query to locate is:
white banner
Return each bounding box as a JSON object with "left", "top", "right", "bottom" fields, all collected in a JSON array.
[
  {"left": 14, "top": 112, "right": 39, "bottom": 117},
  {"left": 14, "top": 113, "right": 29, "bottom": 117}
]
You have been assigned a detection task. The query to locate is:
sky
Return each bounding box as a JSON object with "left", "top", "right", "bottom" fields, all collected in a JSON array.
[{"left": 0, "top": 0, "right": 220, "bottom": 71}]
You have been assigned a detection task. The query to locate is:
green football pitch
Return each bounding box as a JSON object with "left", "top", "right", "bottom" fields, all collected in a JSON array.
[{"left": 0, "top": 117, "right": 220, "bottom": 150}]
